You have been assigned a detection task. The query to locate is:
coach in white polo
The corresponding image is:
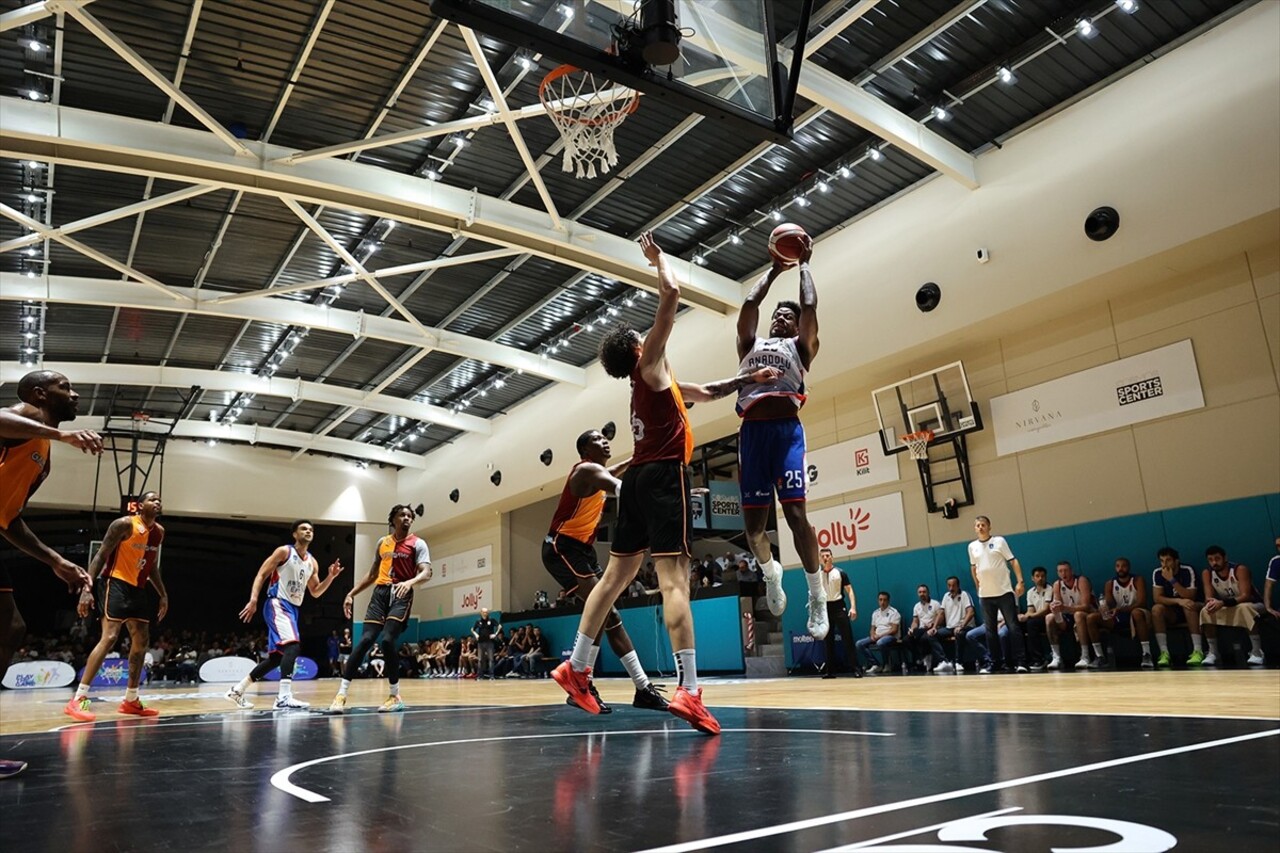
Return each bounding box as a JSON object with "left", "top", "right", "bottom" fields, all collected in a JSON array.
[{"left": 968, "top": 516, "right": 1029, "bottom": 673}]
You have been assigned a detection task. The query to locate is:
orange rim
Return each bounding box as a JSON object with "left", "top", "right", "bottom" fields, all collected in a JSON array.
[{"left": 538, "top": 64, "right": 639, "bottom": 127}]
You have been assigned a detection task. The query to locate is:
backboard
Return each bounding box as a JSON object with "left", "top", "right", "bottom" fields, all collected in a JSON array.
[
  {"left": 872, "top": 362, "right": 983, "bottom": 456},
  {"left": 429, "top": 0, "right": 812, "bottom": 142}
]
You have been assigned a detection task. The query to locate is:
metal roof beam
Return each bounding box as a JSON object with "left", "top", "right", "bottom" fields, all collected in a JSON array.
[
  {"left": 670, "top": 2, "right": 979, "bottom": 188},
  {"left": 0, "top": 0, "right": 94, "bottom": 32},
  {"left": 0, "top": 203, "right": 191, "bottom": 302},
  {"left": 0, "top": 97, "right": 741, "bottom": 313},
  {"left": 0, "top": 273, "right": 587, "bottom": 386},
  {"left": 205, "top": 247, "right": 525, "bottom": 305},
  {"left": 0, "top": 360, "right": 489, "bottom": 436},
  {"left": 0, "top": 184, "right": 218, "bottom": 254}
]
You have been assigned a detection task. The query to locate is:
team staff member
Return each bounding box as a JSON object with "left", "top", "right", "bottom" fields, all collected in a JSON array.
[
  {"left": 329, "top": 504, "right": 431, "bottom": 714},
  {"left": 543, "top": 428, "right": 668, "bottom": 711},
  {"left": 1, "top": 370, "right": 101, "bottom": 777},
  {"left": 65, "top": 492, "right": 167, "bottom": 721}
]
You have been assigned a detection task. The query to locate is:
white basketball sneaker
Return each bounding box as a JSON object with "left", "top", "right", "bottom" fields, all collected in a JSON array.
[
  {"left": 274, "top": 695, "right": 310, "bottom": 710},
  {"left": 1247, "top": 652, "right": 1265, "bottom": 666},
  {"left": 807, "top": 594, "right": 829, "bottom": 640},
  {"left": 762, "top": 560, "right": 787, "bottom": 617},
  {"left": 1200, "top": 652, "right": 1218, "bottom": 667},
  {"left": 224, "top": 688, "right": 253, "bottom": 709}
]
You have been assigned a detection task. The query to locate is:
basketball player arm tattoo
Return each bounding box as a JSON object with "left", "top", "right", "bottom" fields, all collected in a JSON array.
[
  {"left": 678, "top": 365, "right": 783, "bottom": 404},
  {"left": 149, "top": 559, "right": 169, "bottom": 622},
  {"left": 797, "top": 260, "right": 820, "bottom": 362},
  {"left": 239, "top": 546, "right": 288, "bottom": 622},
  {"left": 738, "top": 262, "right": 787, "bottom": 358},
  {"left": 76, "top": 517, "right": 130, "bottom": 616}
]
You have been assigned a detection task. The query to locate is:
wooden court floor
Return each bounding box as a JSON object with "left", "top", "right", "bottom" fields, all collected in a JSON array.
[{"left": 2, "top": 670, "right": 1278, "bottom": 852}]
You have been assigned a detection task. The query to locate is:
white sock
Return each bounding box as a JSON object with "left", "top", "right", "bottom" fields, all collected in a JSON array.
[
  {"left": 569, "top": 631, "right": 594, "bottom": 672},
  {"left": 674, "top": 648, "right": 698, "bottom": 692},
  {"left": 1155, "top": 632, "right": 1167, "bottom": 652},
  {"left": 389, "top": 682, "right": 400, "bottom": 697},
  {"left": 619, "top": 650, "right": 650, "bottom": 689},
  {"left": 1091, "top": 643, "right": 1103, "bottom": 658},
  {"left": 234, "top": 676, "right": 251, "bottom": 695},
  {"left": 125, "top": 687, "right": 139, "bottom": 702},
  {"left": 1050, "top": 644, "right": 1061, "bottom": 658},
  {"left": 278, "top": 678, "right": 291, "bottom": 699},
  {"left": 1251, "top": 636, "right": 1262, "bottom": 655},
  {"left": 761, "top": 558, "right": 780, "bottom": 581},
  {"left": 1207, "top": 637, "right": 1218, "bottom": 655},
  {"left": 75, "top": 683, "right": 90, "bottom": 700},
  {"left": 1195, "top": 634, "right": 1206, "bottom": 652},
  {"left": 1141, "top": 641, "right": 1152, "bottom": 654},
  {"left": 586, "top": 642, "right": 601, "bottom": 672},
  {"left": 805, "top": 568, "right": 824, "bottom": 599},
  {"left": 338, "top": 678, "right": 351, "bottom": 696}
]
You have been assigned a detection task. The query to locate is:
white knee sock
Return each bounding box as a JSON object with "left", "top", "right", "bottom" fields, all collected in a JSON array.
[
  {"left": 569, "top": 631, "right": 595, "bottom": 672},
  {"left": 234, "top": 675, "right": 251, "bottom": 695},
  {"left": 389, "top": 682, "right": 400, "bottom": 697},
  {"left": 1050, "top": 643, "right": 1061, "bottom": 658},
  {"left": 1250, "top": 635, "right": 1262, "bottom": 655},
  {"left": 1155, "top": 633, "right": 1167, "bottom": 652},
  {"left": 619, "top": 650, "right": 650, "bottom": 689},
  {"left": 805, "top": 568, "right": 824, "bottom": 599},
  {"left": 125, "top": 687, "right": 139, "bottom": 702},
  {"left": 338, "top": 678, "right": 351, "bottom": 696},
  {"left": 1207, "top": 637, "right": 1218, "bottom": 655},
  {"left": 1141, "top": 641, "right": 1151, "bottom": 654},
  {"left": 761, "top": 558, "right": 781, "bottom": 581},
  {"left": 75, "top": 683, "right": 90, "bottom": 700},
  {"left": 1091, "top": 643, "right": 1103, "bottom": 658},
  {"left": 278, "top": 678, "right": 291, "bottom": 698},
  {"left": 674, "top": 648, "right": 698, "bottom": 692}
]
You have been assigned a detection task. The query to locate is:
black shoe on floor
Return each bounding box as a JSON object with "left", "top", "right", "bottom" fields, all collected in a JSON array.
[
  {"left": 589, "top": 681, "right": 612, "bottom": 714},
  {"left": 822, "top": 672, "right": 837, "bottom": 679},
  {"left": 632, "top": 683, "right": 669, "bottom": 711}
]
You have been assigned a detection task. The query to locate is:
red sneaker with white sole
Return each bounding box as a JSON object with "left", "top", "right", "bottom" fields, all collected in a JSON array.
[
  {"left": 668, "top": 686, "right": 720, "bottom": 735},
  {"left": 552, "top": 662, "right": 600, "bottom": 714}
]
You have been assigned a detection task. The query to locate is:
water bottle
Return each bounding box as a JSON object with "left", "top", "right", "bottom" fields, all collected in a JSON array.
[{"left": 1098, "top": 595, "right": 1111, "bottom": 621}]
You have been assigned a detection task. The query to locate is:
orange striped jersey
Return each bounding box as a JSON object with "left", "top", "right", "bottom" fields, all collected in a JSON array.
[
  {"left": 375, "top": 534, "right": 430, "bottom": 585},
  {"left": 629, "top": 366, "right": 694, "bottom": 465},
  {"left": 106, "top": 515, "right": 165, "bottom": 588},
  {"left": 0, "top": 437, "right": 51, "bottom": 529},
  {"left": 548, "top": 462, "right": 606, "bottom": 545}
]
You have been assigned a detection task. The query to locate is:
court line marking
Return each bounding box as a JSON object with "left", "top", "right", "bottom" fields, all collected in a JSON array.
[
  {"left": 272, "top": 727, "right": 893, "bottom": 803},
  {"left": 636, "top": 727, "right": 1280, "bottom": 853},
  {"left": 38, "top": 704, "right": 522, "bottom": 735},
  {"left": 730, "top": 704, "right": 1280, "bottom": 722},
  {"left": 816, "top": 806, "right": 1024, "bottom": 853}
]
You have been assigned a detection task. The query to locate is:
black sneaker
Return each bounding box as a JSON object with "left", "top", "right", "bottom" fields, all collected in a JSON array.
[
  {"left": 632, "top": 683, "right": 669, "bottom": 711},
  {"left": 590, "top": 681, "right": 612, "bottom": 714}
]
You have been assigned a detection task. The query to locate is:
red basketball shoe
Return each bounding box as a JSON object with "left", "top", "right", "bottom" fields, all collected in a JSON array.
[
  {"left": 668, "top": 686, "right": 720, "bottom": 735},
  {"left": 552, "top": 662, "right": 600, "bottom": 714},
  {"left": 118, "top": 698, "right": 159, "bottom": 717}
]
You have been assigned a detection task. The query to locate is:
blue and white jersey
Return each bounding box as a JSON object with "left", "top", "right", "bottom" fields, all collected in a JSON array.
[
  {"left": 1209, "top": 564, "right": 1255, "bottom": 602},
  {"left": 268, "top": 545, "right": 315, "bottom": 607},
  {"left": 736, "top": 336, "right": 806, "bottom": 415},
  {"left": 1151, "top": 563, "right": 1196, "bottom": 599},
  {"left": 1111, "top": 576, "right": 1139, "bottom": 609}
]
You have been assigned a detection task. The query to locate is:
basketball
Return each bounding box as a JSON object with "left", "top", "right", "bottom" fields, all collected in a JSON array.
[{"left": 768, "top": 223, "right": 810, "bottom": 265}]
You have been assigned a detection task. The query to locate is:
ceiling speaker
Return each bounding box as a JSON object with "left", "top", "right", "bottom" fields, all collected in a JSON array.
[
  {"left": 490, "top": 470, "right": 502, "bottom": 487},
  {"left": 539, "top": 448, "right": 553, "bottom": 466},
  {"left": 448, "top": 489, "right": 459, "bottom": 504},
  {"left": 601, "top": 421, "right": 616, "bottom": 441},
  {"left": 1084, "top": 206, "right": 1120, "bottom": 241},
  {"left": 915, "top": 282, "right": 941, "bottom": 313}
]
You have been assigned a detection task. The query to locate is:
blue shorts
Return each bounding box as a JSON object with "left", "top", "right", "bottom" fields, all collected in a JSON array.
[
  {"left": 738, "top": 418, "right": 807, "bottom": 509},
  {"left": 264, "top": 597, "right": 301, "bottom": 652}
]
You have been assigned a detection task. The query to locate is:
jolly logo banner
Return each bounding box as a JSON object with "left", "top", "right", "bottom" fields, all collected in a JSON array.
[{"left": 779, "top": 492, "right": 907, "bottom": 565}]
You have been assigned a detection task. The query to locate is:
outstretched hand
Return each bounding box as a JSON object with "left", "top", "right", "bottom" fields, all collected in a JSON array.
[
  {"left": 52, "top": 558, "right": 90, "bottom": 594},
  {"left": 798, "top": 234, "right": 814, "bottom": 264},
  {"left": 638, "top": 231, "right": 662, "bottom": 267},
  {"left": 60, "top": 428, "right": 104, "bottom": 455},
  {"left": 327, "top": 559, "right": 344, "bottom": 578}
]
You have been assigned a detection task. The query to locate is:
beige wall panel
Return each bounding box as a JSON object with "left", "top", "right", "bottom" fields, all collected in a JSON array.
[
  {"left": 507, "top": 495, "right": 560, "bottom": 613},
  {"left": 962, "top": 456, "right": 1028, "bottom": 535},
  {"left": 1119, "top": 302, "right": 1275, "bottom": 408},
  {"left": 1003, "top": 302, "right": 1118, "bottom": 381},
  {"left": 1247, "top": 241, "right": 1279, "bottom": 299},
  {"left": 1259, "top": 293, "right": 1280, "bottom": 387},
  {"left": 1019, "top": 430, "right": 1148, "bottom": 529},
  {"left": 1111, "top": 253, "right": 1255, "bottom": 342},
  {"left": 416, "top": 515, "right": 505, "bottom": 613},
  {"left": 1133, "top": 395, "right": 1280, "bottom": 510}
]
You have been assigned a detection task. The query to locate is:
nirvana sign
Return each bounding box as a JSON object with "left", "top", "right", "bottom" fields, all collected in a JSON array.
[{"left": 990, "top": 340, "right": 1204, "bottom": 456}]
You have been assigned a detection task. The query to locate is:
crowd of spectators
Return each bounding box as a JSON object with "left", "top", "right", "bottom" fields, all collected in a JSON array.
[{"left": 7, "top": 627, "right": 273, "bottom": 683}]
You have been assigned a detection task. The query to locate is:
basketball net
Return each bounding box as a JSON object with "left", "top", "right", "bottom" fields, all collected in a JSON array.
[
  {"left": 539, "top": 65, "right": 639, "bottom": 179},
  {"left": 901, "top": 429, "right": 934, "bottom": 461}
]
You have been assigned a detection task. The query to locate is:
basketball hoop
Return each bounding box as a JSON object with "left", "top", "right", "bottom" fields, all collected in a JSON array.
[
  {"left": 539, "top": 64, "right": 639, "bottom": 179},
  {"left": 900, "top": 429, "right": 934, "bottom": 461}
]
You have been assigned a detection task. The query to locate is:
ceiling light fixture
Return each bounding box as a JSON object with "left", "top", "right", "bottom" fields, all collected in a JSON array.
[
  {"left": 1076, "top": 18, "right": 1097, "bottom": 38},
  {"left": 997, "top": 66, "right": 1016, "bottom": 85}
]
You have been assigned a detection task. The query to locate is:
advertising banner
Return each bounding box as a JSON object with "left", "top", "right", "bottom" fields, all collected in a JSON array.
[
  {"left": 197, "top": 656, "right": 256, "bottom": 683},
  {"left": 707, "top": 480, "right": 743, "bottom": 530},
  {"left": 990, "top": 339, "right": 1204, "bottom": 456},
  {"left": 780, "top": 492, "right": 907, "bottom": 565},
  {"left": 425, "top": 545, "right": 493, "bottom": 589},
  {"left": 453, "top": 580, "right": 494, "bottom": 615},
  {"left": 3, "top": 660, "right": 76, "bottom": 689},
  {"left": 78, "top": 658, "right": 131, "bottom": 688},
  {"left": 806, "top": 432, "right": 901, "bottom": 500}
]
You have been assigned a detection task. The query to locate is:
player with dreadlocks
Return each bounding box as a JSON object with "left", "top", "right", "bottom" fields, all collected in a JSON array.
[{"left": 328, "top": 504, "right": 431, "bottom": 713}]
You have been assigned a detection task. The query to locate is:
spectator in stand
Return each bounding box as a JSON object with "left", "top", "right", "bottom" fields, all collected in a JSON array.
[
  {"left": 503, "top": 627, "right": 530, "bottom": 678},
  {"left": 555, "top": 589, "right": 570, "bottom": 609},
  {"left": 398, "top": 643, "right": 420, "bottom": 679},
  {"left": 338, "top": 627, "right": 352, "bottom": 672},
  {"left": 458, "top": 636, "right": 477, "bottom": 678},
  {"left": 855, "top": 591, "right": 901, "bottom": 674}
]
